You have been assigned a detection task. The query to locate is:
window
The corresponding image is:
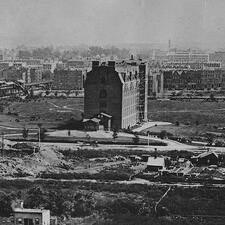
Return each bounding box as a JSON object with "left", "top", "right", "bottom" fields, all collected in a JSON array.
[
  {"left": 35, "top": 218, "right": 40, "bottom": 225},
  {"left": 17, "top": 218, "right": 22, "bottom": 224},
  {"left": 24, "top": 218, "right": 34, "bottom": 225},
  {"left": 99, "top": 89, "right": 107, "bottom": 98}
]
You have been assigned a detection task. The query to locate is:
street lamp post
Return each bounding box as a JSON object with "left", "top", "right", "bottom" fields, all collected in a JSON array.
[{"left": 37, "top": 123, "right": 42, "bottom": 150}]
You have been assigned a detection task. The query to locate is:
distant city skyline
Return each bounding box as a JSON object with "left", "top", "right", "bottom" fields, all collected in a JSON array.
[{"left": 1, "top": 0, "right": 225, "bottom": 50}]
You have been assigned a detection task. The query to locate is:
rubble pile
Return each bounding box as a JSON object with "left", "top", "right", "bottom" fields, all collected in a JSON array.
[{"left": 0, "top": 146, "right": 73, "bottom": 178}]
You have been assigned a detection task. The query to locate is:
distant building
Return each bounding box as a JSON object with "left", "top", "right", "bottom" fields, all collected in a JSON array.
[
  {"left": 148, "top": 69, "right": 164, "bottom": 98},
  {"left": 191, "top": 151, "right": 219, "bottom": 166},
  {"left": 83, "top": 118, "right": 100, "bottom": 131},
  {"left": 13, "top": 201, "right": 50, "bottom": 225},
  {"left": 0, "top": 67, "right": 27, "bottom": 82},
  {"left": 189, "top": 53, "right": 209, "bottom": 63},
  {"left": 162, "top": 68, "right": 225, "bottom": 91},
  {"left": 146, "top": 156, "right": 165, "bottom": 172},
  {"left": 167, "top": 52, "right": 190, "bottom": 63},
  {"left": 53, "top": 69, "right": 84, "bottom": 90},
  {"left": 0, "top": 81, "right": 23, "bottom": 97},
  {"left": 43, "top": 62, "right": 56, "bottom": 73},
  {"left": 153, "top": 50, "right": 168, "bottom": 62},
  {"left": 163, "top": 70, "right": 203, "bottom": 90},
  {"left": 203, "top": 62, "right": 221, "bottom": 70},
  {"left": 167, "top": 52, "right": 209, "bottom": 63},
  {"left": 209, "top": 51, "right": 225, "bottom": 68},
  {"left": 29, "top": 68, "right": 43, "bottom": 83},
  {"left": 201, "top": 69, "right": 224, "bottom": 90},
  {"left": 84, "top": 60, "right": 146, "bottom": 130},
  {"left": 13, "top": 208, "right": 50, "bottom": 225}
]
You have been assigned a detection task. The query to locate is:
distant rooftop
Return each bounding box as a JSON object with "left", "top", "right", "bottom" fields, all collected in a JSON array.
[{"left": 147, "top": 156, "right": 165, "bottom": 167}]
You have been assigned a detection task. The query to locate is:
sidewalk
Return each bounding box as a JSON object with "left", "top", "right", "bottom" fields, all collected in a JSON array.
[{"left": 132, "top": 121, "right": 172, "bottom": 133}]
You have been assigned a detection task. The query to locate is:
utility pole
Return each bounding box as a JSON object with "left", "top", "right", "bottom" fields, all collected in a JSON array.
[
  {"left": 1, "top": 132, "right": 4, "bottom": 158},
  {"left": 37, "top": 123, "right": 42, "bottom": 151},
  {"left": 154, "top": 186, "right": 171, "bottom": 214}
]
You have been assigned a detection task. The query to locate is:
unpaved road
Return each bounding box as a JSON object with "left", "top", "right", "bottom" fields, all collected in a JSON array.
[{"left": 2, "top": 176, "right": 225, "bottom": 188}]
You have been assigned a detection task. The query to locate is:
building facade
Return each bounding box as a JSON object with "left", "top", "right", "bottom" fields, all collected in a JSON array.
[
  {"left": 148, "top": 68, "right": 164, "bottom": 98},
  {"left": 53, "top": 69, "right": 84, "bottom": 90},
  {"left": 84, "top": 61, "right": 145, "bottom": 130},
  {"left": 14, "top": 208, "right": 50, "bottom": 225},
  {"left": 163, "top": 70, "right": 203, "bottom": 90}
]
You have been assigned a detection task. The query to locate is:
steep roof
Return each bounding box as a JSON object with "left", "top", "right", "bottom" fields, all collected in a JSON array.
[{"left": 196, "top": 151, "right": 218, "bottom": 159}]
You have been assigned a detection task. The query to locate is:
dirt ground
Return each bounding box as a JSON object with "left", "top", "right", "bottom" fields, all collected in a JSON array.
[
  {"left": 148, "top": 99, "right": 225, "bottom": 125},
  {"left": 0, "top": 97, "right": 83, "bottom": 129}
]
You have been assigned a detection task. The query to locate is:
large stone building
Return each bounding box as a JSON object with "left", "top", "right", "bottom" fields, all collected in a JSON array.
[
  {"left": 209, "top": 51, "right": 225, "bottom": 68},
  {"left": 84, "top": 60, "right": 148, "bottom": 130},
  {"left": 167, "top": 52, "right": 209, "bottom": 63}
]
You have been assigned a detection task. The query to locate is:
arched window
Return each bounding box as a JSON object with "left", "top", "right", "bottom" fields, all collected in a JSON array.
[{"left": 99, "top": 89, "right": 107, "bottom": 98}]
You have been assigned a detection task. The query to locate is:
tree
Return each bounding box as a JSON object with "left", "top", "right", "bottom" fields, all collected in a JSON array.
[
  {"left": 22, "top": 127, "right": 29, "bottom": 139},
  {"left": 29, "top": 89, "right": 34, "bottom": 98},
  {"left": 206, "top": 133, "right": 214, "bottom": 146},
  {"left": 0, "top": 193, "right": 13, "bottom": 217},
  {"left": 86, "top": 134, "right": 91, "bottom": 142},
  {"left": 24, "top": 186, "right": 46, "bottom": 209},
  {"left": 133, "top": 133, "right": 140, "bottom": 144},
  {"left": 210, "top": 92, "right": 215, "bottom": 101},
  {"left": 158, "top": 130, "right": 167, "bottom": 139}
]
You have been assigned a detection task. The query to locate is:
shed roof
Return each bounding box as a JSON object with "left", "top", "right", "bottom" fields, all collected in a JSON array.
[
  {"left": 83, "top": 118, "right": 100, "bottom": 123},
  {"left": 100, "top": 112, "right": 112, "bottom": 118},
  {"left": 147, "top": 157, "right": 165, "bottom": 167}
]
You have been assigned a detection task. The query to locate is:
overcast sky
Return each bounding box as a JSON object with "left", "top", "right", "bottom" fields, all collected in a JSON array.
[{"left": 0, "top": 0, "right": 225, "bottom": 49}]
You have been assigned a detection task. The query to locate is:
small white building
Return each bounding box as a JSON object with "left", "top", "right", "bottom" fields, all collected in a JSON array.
[
  {"left": 146, "top": 156, "right": 165, "bottom": 172},
  {"left": 13, "top": 208, "right": 50, "bottom": 225}
]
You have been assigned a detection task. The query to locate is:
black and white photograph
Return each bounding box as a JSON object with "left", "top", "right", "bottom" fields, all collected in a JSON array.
[{"left": 0, "top": 0, "right": 225, "bottom": 224}]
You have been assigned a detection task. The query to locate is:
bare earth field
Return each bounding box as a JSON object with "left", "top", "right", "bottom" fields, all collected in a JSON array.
[
  {"left": 147, "top": 99, "right": 225, "bottom": 138},
  {"left": 0, "top": 97, "right": 84, "bottom": 129},
  {"left": 148, "top": 99, "right": 225, "bottom": 125}
]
